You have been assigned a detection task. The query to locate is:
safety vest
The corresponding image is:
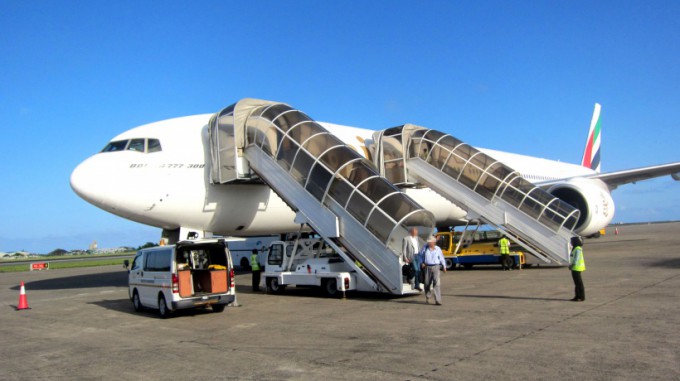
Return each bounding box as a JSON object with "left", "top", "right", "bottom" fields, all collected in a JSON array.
[
  {"left": 570, "top": 246, "right": 586, "bottom": 272},
  {"left": 499, "top": 237, "right": 510, "bottom": 255},
  {"left": 250, "top": 254, "right": 260, "bottom": 271}
]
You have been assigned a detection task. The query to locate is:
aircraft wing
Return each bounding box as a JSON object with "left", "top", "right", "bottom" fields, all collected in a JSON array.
[
  {"left": 592, "top": 162, "right": 680, "bottom": 189},
  {"left": 538, "top": 162, "right": 680, "bottom": 190}
]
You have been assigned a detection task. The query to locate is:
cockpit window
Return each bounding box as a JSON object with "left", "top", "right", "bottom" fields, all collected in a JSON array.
[
  {"left": 147, "top": 139, "right": 162, "bottom": 153},
  {"left": 127, "top": 138, "right": 145, "bottom": 152},
  {"left": 100, "top": 138, "right": 162, "bottom": 154},
  {"left": 101, "top": 140, "right": 128, "bottom": 152}
]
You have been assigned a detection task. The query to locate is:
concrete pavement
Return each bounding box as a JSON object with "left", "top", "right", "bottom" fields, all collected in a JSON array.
[{"left": 1, "top": 222, "right": 678, "bottom": 380}]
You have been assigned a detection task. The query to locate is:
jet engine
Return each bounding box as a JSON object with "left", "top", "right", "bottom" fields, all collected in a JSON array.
[{"left": 548, "top": 178, "right": 615, "bottom": 237}]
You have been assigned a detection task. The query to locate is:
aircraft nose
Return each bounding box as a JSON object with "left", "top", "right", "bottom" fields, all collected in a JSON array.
[{"left": 70, "top": 157, "right": 101, "bottom": 205}]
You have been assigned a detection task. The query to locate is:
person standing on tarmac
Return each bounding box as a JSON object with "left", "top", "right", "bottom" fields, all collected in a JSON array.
[
  {"left": 250, "top": 249, "right": 262, "bottom": 292},
  {"left": 498, "top": 235, "right": 512, "bottom": 270},
  {"left": 419, "top": 236, "right": 447, "bottom": 305},
  {"left": 569, "top": 236, "right": 586, "bottom": 301},
  {"left": 402, "top": 227, "right": 422, "bottom": 291}
]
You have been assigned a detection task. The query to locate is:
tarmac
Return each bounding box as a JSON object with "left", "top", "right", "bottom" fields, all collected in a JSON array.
[{"left": 1, "top": 222, "right": 679, "bottom": 380}]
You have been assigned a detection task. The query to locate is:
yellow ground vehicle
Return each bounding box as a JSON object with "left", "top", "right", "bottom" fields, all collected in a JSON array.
[{"left": 436, "top": 230, "right": 525, "bottom": 270}]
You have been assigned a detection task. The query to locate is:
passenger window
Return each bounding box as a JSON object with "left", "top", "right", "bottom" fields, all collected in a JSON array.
[
  {"left": 144, "top": 250, "right": 171, "bottom": 271},
  {"left": 101, "top": 140, "right": 129, "bottom": 152},
  {"left": 268, "top": 244, "right": 283, "bottom": 266},
  {"left": 127, "top": 138, "right": 145, "bottom": 152},
  {"left": 131, "top": 253, "right": 142, "bottom": 270},
  {"left": 147, "top": 139, "right": 162, "bottom": 153}
]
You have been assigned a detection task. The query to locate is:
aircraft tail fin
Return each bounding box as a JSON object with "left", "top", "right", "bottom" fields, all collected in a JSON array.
[{"left": 581, "top": 103, "right": 602, "bottom": 173}]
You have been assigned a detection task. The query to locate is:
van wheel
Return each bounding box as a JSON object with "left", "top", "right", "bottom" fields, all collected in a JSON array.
[
  {"left": 158, "top": 295, "right": 170, "bottom": 318},
  {"left": 445, "top": 258, "right": 455, "bottom": 270},
  {"left": 267, "top": 277, "right": 286, "bottom": 294},
  {"left": 212, "top": 304, "right": 225, "bottom": 313},
  {"left": 132, "top": 290, "right": 142, "bottom": 312},
  {"left": 323, "top": 278, "right": 339, "bottom": 298}
]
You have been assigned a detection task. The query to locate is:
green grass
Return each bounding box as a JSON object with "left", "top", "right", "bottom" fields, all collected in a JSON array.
[
  {"left": 0, "top": 251, "right": 136, "bottom": 263},
  {"left": 0, "top": 258, "right": 129, "bottom": 273}
]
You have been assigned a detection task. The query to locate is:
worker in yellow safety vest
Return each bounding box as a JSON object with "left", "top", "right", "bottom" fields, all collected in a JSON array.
[
  {"left": 250, "top": 249, "right": 261, "bottom": 292},
  {"left": 498, "top": 235, "right": 512, "bottom": 270},
  {"left": 569, "top": 236, "right": 586, "bottom": 301}
]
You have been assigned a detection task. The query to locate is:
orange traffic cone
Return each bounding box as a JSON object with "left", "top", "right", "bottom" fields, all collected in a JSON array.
[{"left": 16, "top": 281, "right": 30, "bottom": 310}]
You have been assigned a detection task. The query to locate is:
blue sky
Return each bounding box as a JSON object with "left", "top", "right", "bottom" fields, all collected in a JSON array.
[{"left": 1, "top": 1, "right": 678, "bottom": 253}]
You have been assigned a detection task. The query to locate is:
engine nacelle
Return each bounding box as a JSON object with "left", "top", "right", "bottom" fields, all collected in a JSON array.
[{"left": 548, "top": 178, "right": 615, "bottom": 237}]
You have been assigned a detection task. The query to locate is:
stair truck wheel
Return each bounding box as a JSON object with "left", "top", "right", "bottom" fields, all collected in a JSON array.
[
  {"left": 323, "top": 278, "right": 339, "bottom": 298},
  {"left": 267, "top": 277, "right": 286, "bottom": 294}
]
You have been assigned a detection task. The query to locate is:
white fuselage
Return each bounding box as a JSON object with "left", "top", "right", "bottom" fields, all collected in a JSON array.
[{"left": 71, "top": 114, "right": 597, "bottom": 237}]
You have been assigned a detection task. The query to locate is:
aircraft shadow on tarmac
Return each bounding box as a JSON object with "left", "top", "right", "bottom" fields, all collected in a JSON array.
[
  {"left": 9, "top": 271, "right": 128, "bottom": 291},
  {"left": 647, "top": 257, "right": 680, "bottom": 269}
]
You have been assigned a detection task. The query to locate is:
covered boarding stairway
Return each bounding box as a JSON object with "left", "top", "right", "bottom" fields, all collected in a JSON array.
[
  {"left": 373, "top": 125, "right": 580, "bottom": 265},
  {"left": 208, "top": 99, "right": 435, "bottom": 295}
]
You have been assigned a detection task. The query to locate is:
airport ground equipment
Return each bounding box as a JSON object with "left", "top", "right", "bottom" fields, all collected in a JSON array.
[
  {"left": 373, "top": 125, "right": 580, "bottom": 265},
  {"left": 262, "top": 238, "right": 377, "bottom": 297},
  {"left": 208, "top": 99, "right": 435, "bottom": 295},
  {"left": 128, "top": 239, "right": 236, "bottom": 317},
  {"left": 435, "top": 230, "right": 525, "bottom": 270},
  {"left": 16, "top": 281, "right": 30, "bottom": 310}
]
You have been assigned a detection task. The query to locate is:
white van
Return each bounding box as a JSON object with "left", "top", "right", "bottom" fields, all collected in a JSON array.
[{"left": 128, "top": 239, "right": 236, "bottom": 318}]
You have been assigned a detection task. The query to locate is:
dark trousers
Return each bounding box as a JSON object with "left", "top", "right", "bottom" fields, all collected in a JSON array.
[
  {"left": 571, "top": 270, "right": 585, "bottom": 300},
  {"left": 252, "top": 270, "right": 261, "bottom": 291},
  {"left": 500, "top": 254, "right": 512, "bottom": 270}
]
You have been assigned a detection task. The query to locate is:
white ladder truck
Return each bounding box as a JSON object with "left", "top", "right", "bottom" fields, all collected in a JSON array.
[
  {"left": 373, "top": 125, "right": 581, "bottom": 265},
  {"left": 208, "top": 99, "right": 435, "bottom": 295}
]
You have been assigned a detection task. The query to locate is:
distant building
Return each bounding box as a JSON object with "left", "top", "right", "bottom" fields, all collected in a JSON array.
[{"left": 89, "top": 240, "right": 98, "bottom": 251}]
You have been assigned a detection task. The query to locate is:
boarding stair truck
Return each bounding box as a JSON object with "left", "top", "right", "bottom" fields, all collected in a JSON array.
[
  {"left": 208, "top": 99, "right": 435, "bottom": 296},
  {"left": 261, "top": 238, "right": 376, "bottom": 297},
  {"left": 372, "top": 125, "right": 581, "bottom": 267},
  {"left": 435, "top": 229, "right": 526, "bottom": 270}
]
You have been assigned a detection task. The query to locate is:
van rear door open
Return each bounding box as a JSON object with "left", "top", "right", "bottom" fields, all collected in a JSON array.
[{"left": 175, "top": 241, "right": 231, "bottom": 297}]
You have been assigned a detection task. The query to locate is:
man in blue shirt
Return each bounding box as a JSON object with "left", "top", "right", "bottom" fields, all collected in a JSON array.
[{"left": 419, "top": 236, "right": 447, "bottom": 305}]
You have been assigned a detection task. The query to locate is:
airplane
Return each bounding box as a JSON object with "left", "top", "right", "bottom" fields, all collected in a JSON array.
[{"left": 70, "top": 101, "right": 680, "bottom": 247}]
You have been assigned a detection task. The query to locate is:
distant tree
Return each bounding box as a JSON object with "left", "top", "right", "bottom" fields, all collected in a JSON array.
[
  {"left": 48, "top": 249, "right": 68, "bottom": 256},
  {"left": 137, "top": 242, "right": 158, "bottom": 250}
]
